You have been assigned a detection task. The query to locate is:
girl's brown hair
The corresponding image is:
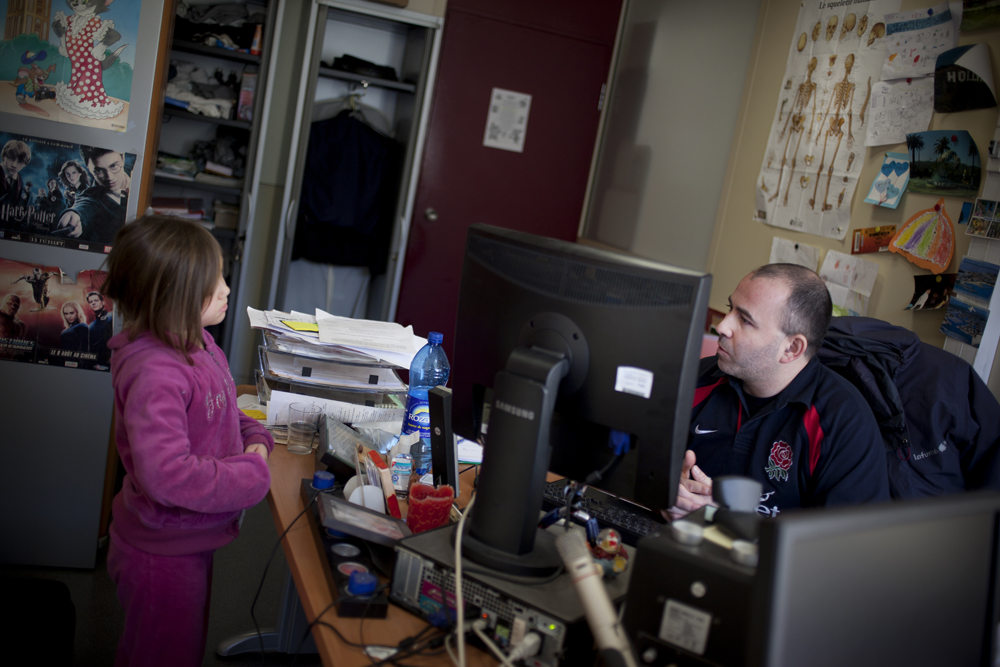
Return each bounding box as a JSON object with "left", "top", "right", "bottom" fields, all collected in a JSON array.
[{"left": 102, "top": 215, "right": 222, "bottom": 364}]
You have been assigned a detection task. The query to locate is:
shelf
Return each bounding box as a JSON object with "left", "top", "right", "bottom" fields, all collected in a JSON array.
[
  {"left": 163, "top": 106, "right": 252, "bottom": 130},
  {"left": 154, "top": 174, "right": 243, "bottom": 197},
  {"left": 172, "top": 40, "right": 261, "bottom": 64},
  {"left": 317, "top": 66, "right": 416, "bottom": 93}
]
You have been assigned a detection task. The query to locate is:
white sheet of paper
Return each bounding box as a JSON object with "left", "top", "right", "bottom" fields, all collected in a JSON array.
[
  {"left": 457, "top": 436, "right": 484, "bottom": 464},
  {"left": 820, "top": 250, "right": 879, "bottom": 316},
  {"left": 769, "top": 237, "right": 820, "bottom": 271},
  {"left": 247, "top": 307, "right": 320, "bottom": 342},
  {"left": 317, "top": 314, "right": 419, "bottom": 354},
  {"left": 483, "top": 88, "right": 531, "bottom": 153},
  {"left": 266, "top": 390, "right": 405, "bottom": 426},
  {"left": 864, "top": 78, "right": 934, "bottom": 146},
  {"left": 882, "top": 3, "right": 957, "bottom": 80}
]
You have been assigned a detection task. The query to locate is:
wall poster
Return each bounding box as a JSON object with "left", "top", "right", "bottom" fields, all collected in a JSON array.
[
  {"left": 0, "top": 256, "right": 111, "bottom": 371},
  {"left": 0, "top": 0, "right": 139, "bottom": 132},
  {"left": 0, "top": 130, "right": 135, "bottom": 253},
  {"left": 755, "top": 0, "right": 901, "bottom": 241}
]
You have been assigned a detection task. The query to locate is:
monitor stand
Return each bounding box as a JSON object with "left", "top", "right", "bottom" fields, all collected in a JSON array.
[{"left": 463, "top": 346, "right": 570, "bottom": 577}]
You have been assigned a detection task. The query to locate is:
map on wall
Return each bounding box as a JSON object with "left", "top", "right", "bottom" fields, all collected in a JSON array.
[{"left": 755, "top": 0, "right": 901, "bottom": 241}]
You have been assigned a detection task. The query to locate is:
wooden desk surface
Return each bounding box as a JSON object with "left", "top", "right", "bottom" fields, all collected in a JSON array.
[{"left": 266, "top": 440, "right": 497, "bottom": 666}]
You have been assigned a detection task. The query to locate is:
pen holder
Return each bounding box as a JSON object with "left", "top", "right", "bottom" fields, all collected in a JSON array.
[{"left": 406, "top": 483, "right": 454, "bottom": 534}]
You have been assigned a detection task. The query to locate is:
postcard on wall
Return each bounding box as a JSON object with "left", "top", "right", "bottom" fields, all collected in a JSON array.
[
  {"left": 905, "top": 272, "right": 956, "bottom": 310},
  {"left": 0, "top": 257, "right": 111, "bottom": 371},
  {"left": 820, "top": 250, "right": 879, "bottom": 317},
  {"left": 952, "top": 256, "right": 999, "bottom": 309},
  {"left": 483, "top": 88, "right": 531, "bottom": 153},
  {"left": 934, "top": 43, "right": 997, "bottom": 113},
  {"left": 903, "top": 130, "right": 980, "bottom": 198},
  {"left": 882, "top": 3, "right": 958, "bottom": 81},
  {"left": 967, "top": 198, "right": 1000, "bottom": 239},
  {"left": 755, "top": 0, "right": 901, "bottom": 241},
  {"left": 0, "top": 131, "right": 134, "bottom": 254},
  {"left": 852, "top": 225, "right": 896, "bottom": 254},
  {"left": 864, "top": 152, "right": 910, "bottom": 208},
  {"left": 0, "top": 0, "right": 141, "bottom": 132},
  {"left": 941, "top": 297, "right": 988, "bottom": 347},
  {"left": 769, "top": 236, "right": 819, "bottom": 271}
]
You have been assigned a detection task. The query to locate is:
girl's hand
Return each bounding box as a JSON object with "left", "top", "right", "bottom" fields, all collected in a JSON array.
[{"left": 245, "top": 443, "right": 269, "bottom": 461}]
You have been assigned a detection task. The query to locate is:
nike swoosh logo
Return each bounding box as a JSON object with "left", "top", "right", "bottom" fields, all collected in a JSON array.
[{"left": 694, "top": 425, "right": 717, "bottom": 435}]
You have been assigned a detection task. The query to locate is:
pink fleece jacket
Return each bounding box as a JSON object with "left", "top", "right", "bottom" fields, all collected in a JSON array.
[{"left": 109, "top": 329, "right": 273, "bottom": 556}]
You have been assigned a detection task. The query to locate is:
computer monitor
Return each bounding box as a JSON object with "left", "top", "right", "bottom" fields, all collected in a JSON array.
[
  {"left": 750, "top": 491, "right": 1000, "bottom": 667},
  {"left": 450, "top": 224, "right": 711, "bottom": 576}
]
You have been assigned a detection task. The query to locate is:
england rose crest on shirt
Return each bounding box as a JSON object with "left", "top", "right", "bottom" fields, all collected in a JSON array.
[{"left": 765, "top": 441, "right": 793, "bottom": 481}]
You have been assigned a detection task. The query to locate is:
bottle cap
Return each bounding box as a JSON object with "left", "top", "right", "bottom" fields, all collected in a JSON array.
[
  {"left": 347, "top": 571, "right": 378, "bottom": 596},
  {"left": 312, "top": 470, "right": 335, "bottom": 490},
  {"left": 410, "top": 441, "right": 427, "bottom": 457},
  {"left": 428, "top": 331, "right": 443, "bottom": 344}
]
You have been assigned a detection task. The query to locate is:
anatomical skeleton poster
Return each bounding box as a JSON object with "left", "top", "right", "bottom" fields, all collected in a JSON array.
[{"left": 755, "top": 0, "right": 901, "bottom": 241}]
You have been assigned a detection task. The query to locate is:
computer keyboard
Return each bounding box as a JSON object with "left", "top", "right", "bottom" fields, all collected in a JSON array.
[{"left": 542, "top": 479, "right": 667, "bottom": 546}]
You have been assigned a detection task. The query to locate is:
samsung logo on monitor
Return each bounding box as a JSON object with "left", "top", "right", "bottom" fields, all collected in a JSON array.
[{"left": 494, "top": 400, "right": 535, "bottom": 421}]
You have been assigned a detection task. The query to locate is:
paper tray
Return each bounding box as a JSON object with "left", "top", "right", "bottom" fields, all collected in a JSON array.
[
  {"left": 254, "top": 369, "right": 405, "bottom": 409},
  {"left": 262, "top": 331, "right": 398, "bottom": 368},
  {"left": 258, "top": 346, "right": 407, "bottom": 393}
]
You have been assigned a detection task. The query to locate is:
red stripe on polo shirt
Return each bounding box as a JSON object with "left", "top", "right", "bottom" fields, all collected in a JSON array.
[
  {"left": 804, "top": 405, "right": 825, "bottom": 474},
  {"left": 692, "top": 376, "right": 729, "bottom": 408}
]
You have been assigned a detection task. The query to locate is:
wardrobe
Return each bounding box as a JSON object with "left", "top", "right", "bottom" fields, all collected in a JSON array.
[{"left": 264, "top": 0, "right": 443, "bottom": 322}]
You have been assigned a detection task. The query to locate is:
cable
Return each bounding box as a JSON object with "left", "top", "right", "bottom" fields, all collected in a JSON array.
[
  {"left": 250, "top": 493, "right": 319, "bottom": 665},
  {"left": 454, "top": 493, "right": 476, "bottom": 667},
  {"left": 472, "top": 620, "right": 515, "bottom": 667}
]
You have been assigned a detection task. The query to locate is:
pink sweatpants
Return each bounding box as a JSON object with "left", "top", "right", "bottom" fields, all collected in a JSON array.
[{"left": 107, "top": 530, "right": 214, "bottom": 667}]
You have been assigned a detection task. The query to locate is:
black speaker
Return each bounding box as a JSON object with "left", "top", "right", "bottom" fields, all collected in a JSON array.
[{"left": 429, "top": 386, "right": 459, "bottom": 492}]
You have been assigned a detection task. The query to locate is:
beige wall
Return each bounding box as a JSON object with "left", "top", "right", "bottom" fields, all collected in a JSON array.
[
  {"left": 710, "top": 0, "right": 1000, "bottom": 350},
  {"left": 583, "top": 0, "right": 761, "bottom": 270}
]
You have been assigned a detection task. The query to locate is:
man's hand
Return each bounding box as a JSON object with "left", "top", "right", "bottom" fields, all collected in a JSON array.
[
  {"left": 245, "top": 443, "right": 269, "bottom": 461},
  {"left": 58, "top": 211, "right": 82, "bottom": 237},
  {"left": 662, "top": 449, "right": 716, "bottom": 522}
]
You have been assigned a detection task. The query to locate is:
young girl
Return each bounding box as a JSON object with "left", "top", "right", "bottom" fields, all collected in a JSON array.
[{"left": 101, "top": 215, "right": 273, "bottom": 667}]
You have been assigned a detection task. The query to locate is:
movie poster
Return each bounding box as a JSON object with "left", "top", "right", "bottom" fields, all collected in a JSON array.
[
  {"left": 0, "top": 256, "right": 112, "bottom": 371},
  {"left": 0, "top": 130, "right": 134, "bottom": 253},
  {"left": 0, "top": 0, "right": 139, "bottom": 132}
]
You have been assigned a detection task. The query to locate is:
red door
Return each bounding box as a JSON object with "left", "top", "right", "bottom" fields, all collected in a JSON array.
[{"left": 395, "top": 0, "right": 621, "bottom": 358}]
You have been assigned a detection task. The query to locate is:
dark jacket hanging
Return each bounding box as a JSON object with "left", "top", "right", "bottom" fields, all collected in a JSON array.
[{"left": 291, "top": 110, "right": 400, "bottom": 274}]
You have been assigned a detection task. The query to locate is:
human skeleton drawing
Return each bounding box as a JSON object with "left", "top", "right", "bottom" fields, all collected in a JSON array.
[
  {"left": 810, "top": 54, "right": 860, "bottom": 212},
  {"left": 769, "top": 57, "right": 818, "bottom": 206}
]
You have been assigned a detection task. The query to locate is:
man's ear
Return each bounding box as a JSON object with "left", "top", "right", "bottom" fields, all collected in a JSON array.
[{"left": 780, "top": 334, "right": 808, "bottom": 364}]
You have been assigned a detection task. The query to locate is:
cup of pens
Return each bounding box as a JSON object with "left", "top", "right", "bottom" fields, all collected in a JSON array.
[{"left": 287, "top": 403, "right": 322, "bottom": 455}]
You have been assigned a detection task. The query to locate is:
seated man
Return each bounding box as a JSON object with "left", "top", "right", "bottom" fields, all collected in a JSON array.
[{"left": 666, "top": 263, "right": 889, "bottom": 520}]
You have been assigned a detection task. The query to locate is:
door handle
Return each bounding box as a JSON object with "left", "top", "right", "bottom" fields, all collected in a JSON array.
[{"left": 424, "top": 207, "right": 438, "bottom": 222}]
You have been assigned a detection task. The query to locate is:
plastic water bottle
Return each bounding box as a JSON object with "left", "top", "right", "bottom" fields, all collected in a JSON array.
[{"left": 403, "top": 332, "right": 450, "bottom": 439}]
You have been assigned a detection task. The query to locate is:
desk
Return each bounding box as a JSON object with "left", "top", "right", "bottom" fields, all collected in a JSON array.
[{"left": 265, "top": 432, "right": 496, "bottom": 666}]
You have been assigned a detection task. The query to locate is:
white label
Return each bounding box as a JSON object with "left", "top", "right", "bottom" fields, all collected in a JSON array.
[
  {"left": 614, "top": 366, "right": 654, "bottom": 399},
  {"left": 659, "top": 599, "right": 712, "bottom": 655}
]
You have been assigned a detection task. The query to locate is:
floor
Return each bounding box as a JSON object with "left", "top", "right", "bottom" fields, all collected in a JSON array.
[{"left": 0, "top": 499, "right": 324, "bottom": 667}]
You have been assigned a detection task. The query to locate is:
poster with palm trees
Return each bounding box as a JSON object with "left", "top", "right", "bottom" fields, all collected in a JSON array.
[{"left": 905, "top": 130, "right": 981, "bottom": 197}]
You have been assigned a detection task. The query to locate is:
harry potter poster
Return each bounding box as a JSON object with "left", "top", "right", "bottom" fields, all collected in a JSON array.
[{"left": 0, "top": 130, "right": 134, "bottom": 253}]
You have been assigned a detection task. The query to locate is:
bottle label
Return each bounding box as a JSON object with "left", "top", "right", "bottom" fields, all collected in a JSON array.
[{"left": 404, "top": 394, "right": 431, "bottom": 438}]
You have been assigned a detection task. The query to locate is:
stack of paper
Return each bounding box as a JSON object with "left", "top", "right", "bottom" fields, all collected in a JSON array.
[{"left": 247, "top": 307, "right": 426, "bottom": 369}]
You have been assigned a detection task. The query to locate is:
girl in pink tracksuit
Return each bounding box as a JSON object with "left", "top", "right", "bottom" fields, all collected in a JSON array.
[{"left": 101, "top": 215, "right": 273, "bottom": 667}]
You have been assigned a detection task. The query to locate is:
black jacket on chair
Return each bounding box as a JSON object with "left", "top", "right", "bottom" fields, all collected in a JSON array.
[{"left": 819, "top": 316, "right": 1000, "bottom": 498}]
